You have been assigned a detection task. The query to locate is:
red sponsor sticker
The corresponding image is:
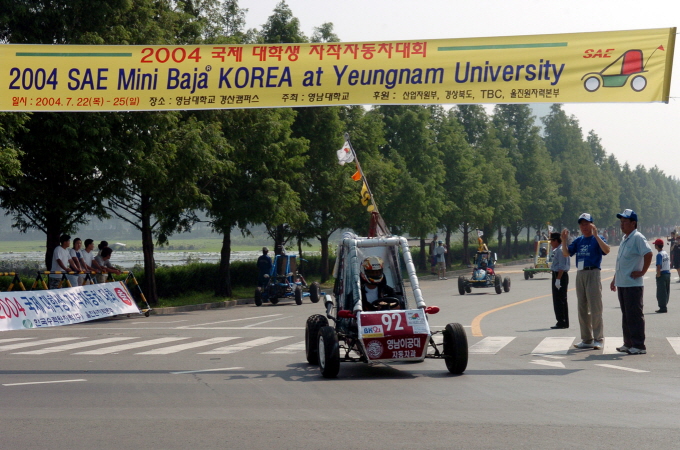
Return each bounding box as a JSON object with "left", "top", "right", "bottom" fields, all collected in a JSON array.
[{"left": 114, "top": 287, "right": 133, "bottom": 306}]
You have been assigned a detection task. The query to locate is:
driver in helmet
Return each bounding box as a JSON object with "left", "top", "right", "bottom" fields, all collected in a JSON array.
[{"left": 360, "top": 256, "right": 396, "bottom": 311}]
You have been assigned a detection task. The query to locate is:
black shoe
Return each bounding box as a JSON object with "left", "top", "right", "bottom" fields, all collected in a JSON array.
[
  {"left": 550, "top": 324, "right": 568, "bottom": 329},
  {"left": 656, "top": 309, "right": 668, "bottom": 313}
]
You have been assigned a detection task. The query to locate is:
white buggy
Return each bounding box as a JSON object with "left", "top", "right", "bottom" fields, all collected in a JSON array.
[{"left": 304, "top": 233, "right": 468, "bottom": 378}]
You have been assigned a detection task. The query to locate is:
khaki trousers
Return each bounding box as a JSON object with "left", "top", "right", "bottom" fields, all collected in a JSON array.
[{"left": 575, "top": 269, "right": 603, "bottom": 343}]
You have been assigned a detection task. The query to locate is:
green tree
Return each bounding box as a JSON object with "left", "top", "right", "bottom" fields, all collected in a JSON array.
[
  {"left": 0, "top": 113, "right": 26, "bottom": 186},
  {"left": 493, "top": 104, "right": 561, "bottom": 255},
  {"left": 258, "top": 1, "right": 307, "bottom": 43},
  {"left": 205, "top": 108, "right": 307, "bottom": 296},
  {"left": 106, "top": 112, "right": 227, "bottom": 303},
  {"left": 433, "top": 107, "right": 488, "bottom": 264},
  {"left": 377, "top": 105, "right": 445, "bottom": 268}
]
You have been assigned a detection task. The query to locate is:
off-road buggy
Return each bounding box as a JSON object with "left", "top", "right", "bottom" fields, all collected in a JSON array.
[
  {"left": 523, "top": 239, "right": 553, "bottom": 279},
  {"left": 458, "top": 250, "right": 510, "bottom": 294},
  {"left": 255, "top": 254, "right": 320, "bottom": 306},
  {"left": 304, "top": 233, "right": 468, "bottom": 378}
]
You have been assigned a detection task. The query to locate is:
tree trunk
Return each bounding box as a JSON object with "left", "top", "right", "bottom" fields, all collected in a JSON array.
[
  {"left": 274, "top": 224, "right": 286, "bottom": 255},
  {"left": 445, "top": 228, "right": 452, "bottom": 266},
  {"left": 141, "top": 196, "right": 158, "bottom": 305},
  {"left": 419, "top": 237, "right": 427, "bottom": 270},
  {"left": 320, "top": 235, "right": 329, "bottom": 283},
  {"left": 462, "top": 224, "right": 470, "bottom": 266},
  {"left": 44, "top": 226, "right": 61, "bottom": 270},
  {"left": 505, "top": 227, "right": 512, "bottom": 259},
  {"left": 497, "top": 226, "right": 503, "bottom": 255},
  {"left": 215, "top": 231, "right": 232, "bottom": 297}
]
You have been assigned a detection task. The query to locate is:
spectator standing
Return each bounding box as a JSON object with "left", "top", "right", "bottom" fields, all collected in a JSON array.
[
  {"left": 67, "top": 238, "right": 84, "bottom": 286},
  {"left": 435, "top": 240, "right": 447, "bottom": 280},
  {"left": 97, "top": 240, "right": 109, "bottom": 257},
  {"left": 610, "top": 209, "right": 652, "bottom": 355},
  {"left": 672, "top": 236, "right": 680, "bottom": 283},
  {"left": 653, "top": 238, "right": 671, "bottom": 313},
  {"left": 257, "top": 247, "right": 272, "bottom": 288},
  {"left": 561, "top": 213, "right": 610, "bottom": 350},
  {"left": 429, "top": 235, "right": 438, "bottom": 275},
  {"left": 549, "top": 232, "right": 570, "bottom": 329},
  {"left": 49, "top": 234, "right": 72, "bottom": 289},
  {"left": 79, "top": 239, "right": 100, "bottom": 285},
  {"left": 94, "top": 247, "right": 122, "bottom": 283}
]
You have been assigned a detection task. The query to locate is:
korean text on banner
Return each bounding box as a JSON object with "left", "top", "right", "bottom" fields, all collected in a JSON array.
[
  {"left": 1, "top": 28, "right": 674, "bottom": 112},
  {"left": 0, "top": 282, "right": 140, "bottom": 331}
]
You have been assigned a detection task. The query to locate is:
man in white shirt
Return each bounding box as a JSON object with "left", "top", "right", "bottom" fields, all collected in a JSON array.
[{"left": 49, "top": 234, "right": 72, "bottom": 289}]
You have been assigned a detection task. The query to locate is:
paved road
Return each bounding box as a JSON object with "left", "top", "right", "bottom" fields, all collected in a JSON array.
[{"left": 3, "top": 245, "right": 680, "bottom": 449}]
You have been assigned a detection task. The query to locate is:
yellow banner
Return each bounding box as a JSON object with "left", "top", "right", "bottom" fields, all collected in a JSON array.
[{"left": 0, "top": 28, "right": 675, "bottom": 111}]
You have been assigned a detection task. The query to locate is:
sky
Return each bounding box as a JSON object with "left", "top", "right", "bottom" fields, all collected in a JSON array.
[{"left": 241, "top": 0, "right": 680, "bottom": 178}]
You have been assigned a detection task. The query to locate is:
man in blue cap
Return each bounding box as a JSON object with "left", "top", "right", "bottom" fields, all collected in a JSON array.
[
  {"left": 561, "top": 213, "right": 610, "bottom": 349},
  {"left": 610, "top": 209, "right": 652, "bottom": 355}
]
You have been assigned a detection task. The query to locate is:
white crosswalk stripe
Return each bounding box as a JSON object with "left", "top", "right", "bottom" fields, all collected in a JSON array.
[
  {"left": 469, "top": 336, "right": 515, "bottom": 354},
  {"left": 264, "top": 340, "right": 305, "bottom": 354},
  {"left": 13, "top": 337, "right": 136, "bottom": 355},
  {"left": 3, "top": 335, "right": 680, "bottom": 357},
  {"left": 602, "top": 338, "right": 624, "bottom": 355},
  {"left": 136, "top": 337, "right": 239, "bottom": 355},
  {"left": 0, "top": 337, "right": 35, "bottom": 344},
  {"left": 531, "top": 337, "right": 575, "bottom": 355},
  {"left": 666, "top": 337, "right": 680, "bottom": 354},
  {"left": 0, "top": 337, "right": 79, "bottom": 351},
  {"left": 74, "top": 337, "right": 189, "bottom": 355},
  {"left": 198, "top": 336, "right": 292, "bottom": 355}
]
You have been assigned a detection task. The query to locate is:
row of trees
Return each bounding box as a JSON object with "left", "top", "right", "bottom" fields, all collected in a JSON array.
[{"left": 1, "top": 1, "right": 679, "bottom": 304}]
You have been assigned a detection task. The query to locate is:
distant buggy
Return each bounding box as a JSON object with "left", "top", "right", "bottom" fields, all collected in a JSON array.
[
  {"left": 255, "top": 254, "right": 320, "bottom": 306},
  {"left": 304, "top": 233, "right": 468, "bottom": 378},
  {"left": 523, "top": 239, "right": 553, "bottom": 279},
  {"left": 458, "top": 250, "right": 510, "bottom": 294}
]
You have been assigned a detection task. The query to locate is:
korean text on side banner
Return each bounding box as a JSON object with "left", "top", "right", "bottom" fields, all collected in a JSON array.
[
  {"left": 1, "top": 28, "right": 675, "bottom": 112},
  {"left": 0, "top": 282, "right": 140, "bottom": 331}
]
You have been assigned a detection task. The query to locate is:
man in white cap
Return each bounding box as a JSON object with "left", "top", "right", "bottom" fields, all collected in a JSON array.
[
  {"left": 610, "top": 209, "right": 652, "bottom": 355},
  {"left": 561, "top": 213, "right": 610, "bottom": 350}
]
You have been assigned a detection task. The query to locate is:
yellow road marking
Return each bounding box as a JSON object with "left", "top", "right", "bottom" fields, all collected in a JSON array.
[{"left": 471, "top": 275, "right": 614, "bottom": 337}]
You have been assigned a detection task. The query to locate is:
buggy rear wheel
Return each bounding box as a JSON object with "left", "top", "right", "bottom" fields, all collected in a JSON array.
[
  {"left": 294, "top": 286, "right": 303, "bottom": 305},
  {"left": 309, "top": 282, "right": 320, "bottom": 303},
  {"left": 443, "top": 323, "right": 468, "bottom": 374},
  {"left": 318, "top": 326, "right": 340, "bottom": 378},
  {"left": 524, "top": 270, "right": 529, "bottom": 280},
  {"left": 269, "top": 297, "right": 279, "bottom": 305},
  {"left": 254, "top": 287, "right": 263, "bottom": 307},
  {"left": 305, "top": 314, "right": 328, "bottom": 365},
  {"left": 503, "top": 277, "right": 511, "bottom": 292},
  {"left": 458, "top": 276, "right": 465, "bottom": 295},
  {"left": 494, "top": 275, "right": 503, "bottom": 294}
]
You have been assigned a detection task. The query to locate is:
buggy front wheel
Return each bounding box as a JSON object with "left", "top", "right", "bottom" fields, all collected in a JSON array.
[
  {"left": 318, "top": 326, "right": 340, "bottom": 378},
  {"left": 305, "top": 314, "right": 328, "bottom": 365},
  {"left": 294, "top": 286, "right": 303, "bottom": 305},
  {"left": 443, "top": 323, "right": 468, "bottom": 374},
  {"left": 254, "top": 287, "right": 263, "bottom": 307},
  {"left": 309, "top": 282, "right": 320, "bottom": 303}
]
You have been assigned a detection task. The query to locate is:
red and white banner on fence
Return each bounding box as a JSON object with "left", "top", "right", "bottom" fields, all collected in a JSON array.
[{"left": 0, "top": 282, "right": 140, "bottom": 331}]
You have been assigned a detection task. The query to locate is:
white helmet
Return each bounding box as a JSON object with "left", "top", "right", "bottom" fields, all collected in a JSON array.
[{"left": 360, "top": 256, "right": 384, "bottom": 284}]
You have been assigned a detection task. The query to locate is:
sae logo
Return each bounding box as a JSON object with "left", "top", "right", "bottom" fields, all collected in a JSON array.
[{"left": 114, "top": 287, "right": 133, "bottom": 306}]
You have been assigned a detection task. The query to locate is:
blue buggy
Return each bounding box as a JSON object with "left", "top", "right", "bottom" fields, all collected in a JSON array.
[{"left": 254, "top": 254, "right": 321, "bottom": 306}]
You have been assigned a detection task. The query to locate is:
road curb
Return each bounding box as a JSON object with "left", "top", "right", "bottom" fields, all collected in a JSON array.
[{"left": 151, "top": 298, "right": 254, "bottom": 315}]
